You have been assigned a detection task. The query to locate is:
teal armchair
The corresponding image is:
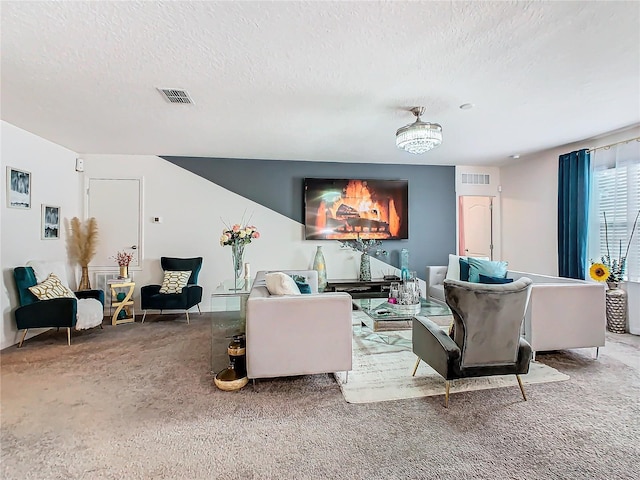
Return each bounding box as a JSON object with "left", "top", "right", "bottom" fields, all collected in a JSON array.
[
  {"left": 140, "top": 257, "right": 203, "bottom": 324},
  {"left": 13, "top": 267, "right": 105, "bottom": 347}
]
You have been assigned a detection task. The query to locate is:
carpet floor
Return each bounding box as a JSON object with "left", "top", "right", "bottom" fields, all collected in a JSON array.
[{"left": 1, "top": 313, "right": 639, "bottom": 480}]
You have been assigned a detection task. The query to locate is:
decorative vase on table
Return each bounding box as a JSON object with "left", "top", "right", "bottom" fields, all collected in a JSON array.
[
  {"left": 231, "top": 240, "right": 245, "bottom": 291},
  {"left": 400, "top": 248, "right": 410, "bottom": 280},
  {"left": 313, "top": 246, "right": 327, "bottom": 292},
  {"left": 359, "top": 252, "right": 371, "bottom": 281},
  {"left": 605, "top": 283, "right": 628, "bottom": 334},
  {"left": 78, "top": 265, "right": 91, "bottom": 290},
  {"left": 119, "top": 265, "right": 128, "bottom": 279}
]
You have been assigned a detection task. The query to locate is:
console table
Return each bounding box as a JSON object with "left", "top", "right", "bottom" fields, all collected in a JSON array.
[{"left": 325, "top": 279, "right": 395, "bottom": 298}]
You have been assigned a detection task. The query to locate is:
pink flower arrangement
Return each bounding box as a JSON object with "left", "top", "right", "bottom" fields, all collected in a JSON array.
[
  {"left": 111, "top": 251, "right": 134, "bottom": 266},
  {"left": 220, "top": 224, "right": 260, "bottom": 247}
]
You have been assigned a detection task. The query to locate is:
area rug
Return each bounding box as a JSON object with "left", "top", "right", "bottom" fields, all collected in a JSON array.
[{"left": 335, "top": 312, "right": 570, "bottom": 404}]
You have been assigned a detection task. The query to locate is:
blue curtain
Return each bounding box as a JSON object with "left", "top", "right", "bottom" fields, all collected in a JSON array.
[{"left": 558, "top": 149, "right": 590, "bottom": 279}]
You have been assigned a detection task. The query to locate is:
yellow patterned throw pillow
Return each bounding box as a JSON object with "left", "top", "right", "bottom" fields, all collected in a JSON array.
[
  {"left": 159, "top": 270, "right": 191, "bottom": 294},
  {"left": 28, "top": 273, "right": 76, "bottom": 300}
]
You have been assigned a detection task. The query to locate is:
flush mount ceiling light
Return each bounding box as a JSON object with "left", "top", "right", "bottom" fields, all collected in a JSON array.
[{"left": 396, "top": 107, "right": 443, "bottom": 154}]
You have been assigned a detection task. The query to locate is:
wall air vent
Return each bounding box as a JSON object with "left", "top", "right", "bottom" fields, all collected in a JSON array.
[
  {"left": 461, "top": 173, "right": 490, "bottom": 185},
  {"left": 157, "top": 88, "right": 194, "bottom": 104}
]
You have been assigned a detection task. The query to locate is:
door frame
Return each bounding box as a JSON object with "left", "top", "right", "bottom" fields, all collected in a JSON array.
[
  {"left": 458, "top": 195, "right": 494, "bottom": 260},
  {"left": 84, "top": 176, "right": 145, "bottom": 271}
]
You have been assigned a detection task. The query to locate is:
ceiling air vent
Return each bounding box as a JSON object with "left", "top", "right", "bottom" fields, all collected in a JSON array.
[
  {"left": 157, "top": 88, "right": 194, "bottom": 104},
  {"left": 461, "top": 173, "right": 491, "bottom": 185}
]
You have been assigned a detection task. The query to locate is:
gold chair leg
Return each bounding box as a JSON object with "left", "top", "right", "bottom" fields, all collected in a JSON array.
[
  {"left": 67, "top": 327, "right": 71, "bottom": 346},
  {"left": 516, "top": 374, "right": 527, "bottom": 401},
  {"left": 411, "top": 357, "right": 421, "bottom": 376},
  {"left": 141, "top": 310, "right": 147, "bottom": 323},
  {"left": 197, "top": 304, "right": 202, "bottom": 315},
  {"left": 18, "top": 329, "right": 28, "bottom": 348},
  {"left": 185, "top": 310, "right": 190, "bottom": 324},
  {"left": 445, "top": 380, "right": 450, "bottom": 408}
]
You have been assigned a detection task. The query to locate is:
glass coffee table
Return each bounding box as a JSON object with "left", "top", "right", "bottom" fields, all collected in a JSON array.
[{"left": 353, "top": 297, "right": 451, "bottom": 347}]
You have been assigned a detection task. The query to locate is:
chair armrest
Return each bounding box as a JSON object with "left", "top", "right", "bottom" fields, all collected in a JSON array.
[
  {"left": 15, "top": 298, "right": 77, "bottom": 330},
  {"left": 75, "top": 289, "right": 105, "bottom": 305},
  {"left": 412, "top": 316, "right": 460, "bottom": 380},
  {"left": 426, "top": 266, "right": 447, "bottom": 287},
  {"left": 186, "top": 285, "right": 203, "bottom": 308},
  {"left": 141, "top": 285, "right": 162, "bottom": 297}
]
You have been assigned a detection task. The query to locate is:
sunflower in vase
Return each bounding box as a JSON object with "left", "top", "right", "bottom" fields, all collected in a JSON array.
[{"left": 589, "top": 210, "right": 639, "bottom": 288}]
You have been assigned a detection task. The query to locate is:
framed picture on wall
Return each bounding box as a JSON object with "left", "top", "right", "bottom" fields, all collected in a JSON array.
[
  {"left": 42, "top": 205, "right": 60, "bottom": 239},
  {"left": 6, "top": 167, "right": 31, "bottom": 209}
]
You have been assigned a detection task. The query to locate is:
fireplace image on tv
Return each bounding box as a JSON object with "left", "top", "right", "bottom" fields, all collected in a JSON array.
[{"left": 304, "top": 178, "right": 409, "bottom": 240}]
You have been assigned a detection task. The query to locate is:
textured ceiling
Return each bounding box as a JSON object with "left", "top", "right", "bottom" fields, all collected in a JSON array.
[{"left": 1, "top": 1, "right": 639, "bottom": 166}]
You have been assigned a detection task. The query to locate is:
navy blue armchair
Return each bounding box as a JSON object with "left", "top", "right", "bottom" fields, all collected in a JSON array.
[
  {"left": 140, "top": 257, "right": 203, "bottom": 324},
  {"left": 13, "top": 267, "right": 105, "bottom": 347}
]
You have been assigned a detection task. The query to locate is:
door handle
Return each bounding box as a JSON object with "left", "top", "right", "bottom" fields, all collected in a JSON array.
[{"left": 131, "top": 245, "right": 137, "bottom": 250}]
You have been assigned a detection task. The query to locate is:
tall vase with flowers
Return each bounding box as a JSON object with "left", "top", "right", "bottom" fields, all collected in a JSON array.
[
  {"left": 220, "top": 220, "right": 260, "bottom": 291},
  {"left": 111, "top": 251, "right": 134, "bottom": 279},
  {"left": 589, "top": 210, "right": 639, "bottom": 333}
]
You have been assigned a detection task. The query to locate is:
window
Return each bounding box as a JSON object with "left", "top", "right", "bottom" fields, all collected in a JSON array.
[{"left": 593, "top": 163, "right": 640, "bottom": 282}]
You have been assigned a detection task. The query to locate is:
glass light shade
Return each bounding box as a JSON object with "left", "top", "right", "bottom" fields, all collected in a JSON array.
[{"left": 396, "top": 120, "right": 443, "bottom": 154}]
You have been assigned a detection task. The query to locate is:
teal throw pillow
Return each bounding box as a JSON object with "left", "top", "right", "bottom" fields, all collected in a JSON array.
[
  {"left": 478, "top": 274, "right": 514, "bottom": 284},
  {"left": 295, "top": 281, "right": 312, "bottom": 294},
  {"left": 459, "top": 258, "right": 470, "bottom": 281},
  {"left": 467, "top": 258, "right": 508, "bottom": 283},
  {"left": 289, "top": 274, "right": 306, "bottom": 283}
]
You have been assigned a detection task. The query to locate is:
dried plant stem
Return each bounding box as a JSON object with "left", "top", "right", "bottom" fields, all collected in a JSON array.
[
  {"left": 603, "top": 211, "right": 611, "bottom": 260},
  {"left": 69, "top": 217, "right": 99, "bottom": 267},
  {"left": 623, "top": 210, "right": 640, "bottom": 259}
]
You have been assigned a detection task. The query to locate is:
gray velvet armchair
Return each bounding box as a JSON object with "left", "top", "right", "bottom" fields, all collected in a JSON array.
[{"left": 412, "top": 277, "right": 533, "bottom": 407}]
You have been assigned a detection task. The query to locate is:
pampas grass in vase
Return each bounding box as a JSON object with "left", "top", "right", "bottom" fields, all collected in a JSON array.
[{"left": 70, "top": 217, "right": 99, "bottom": 290}]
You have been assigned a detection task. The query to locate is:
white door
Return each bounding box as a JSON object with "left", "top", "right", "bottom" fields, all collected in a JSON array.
[
  {"left": 459, "top": 196, "right": 493, "bottom": 259},
  {"left": 87, "top": 178, "right": 143, "bottom": 268}
]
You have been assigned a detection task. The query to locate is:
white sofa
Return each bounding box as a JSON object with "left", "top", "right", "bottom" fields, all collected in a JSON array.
[
  {"left": 426, "top": 266, "right": 606, "bottom": 357},
  {"left": 246, "top": 270, "right": 353, "bottom": 380}
]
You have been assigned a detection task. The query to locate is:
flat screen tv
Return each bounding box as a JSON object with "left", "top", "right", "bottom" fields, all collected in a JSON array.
[{"left": 304, "top": 178, "right": 409, "bottom": 240}]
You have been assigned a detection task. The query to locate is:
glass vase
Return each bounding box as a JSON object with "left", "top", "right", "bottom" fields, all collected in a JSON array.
[
  {"left": 313, "top": 246, "right": 327, "bottom": 292},
  {"left": 231, "top": 241, "right": 245, "bottom": 291},
  {"left": 400, "top": 248, "right": 410, "bottom": 280},
  {"left": 359, "top": 252, "right": 371, "bottom": 281}
]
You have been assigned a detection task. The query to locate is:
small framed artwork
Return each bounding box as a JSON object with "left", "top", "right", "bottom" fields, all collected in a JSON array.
[
  {"left": 42, "top": 205, "right": 60, "bottom": 239},
  {"left": 6, "top": 167, "right": 31, "bottom": 209}
]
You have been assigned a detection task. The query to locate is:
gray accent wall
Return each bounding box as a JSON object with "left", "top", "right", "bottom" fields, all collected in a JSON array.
[{"left": 163, "top": 156, "right": 455, "bottom": 277}]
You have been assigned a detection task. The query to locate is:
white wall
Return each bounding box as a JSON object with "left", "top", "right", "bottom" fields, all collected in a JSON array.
[
  {"left": 1, "top": 121, "right": 83, "bottom": 349},
  {"left": 82, "top": 154, "right": 400, "bottom": 313},
  {"left": 500, "top": 125, "right": 640, "bottom": 275}
]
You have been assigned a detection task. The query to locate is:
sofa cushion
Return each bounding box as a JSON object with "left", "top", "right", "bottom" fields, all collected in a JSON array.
[
  {"left": 459, "top": 258, "right": 471, "bottom": 281},
  {"left": 468, "top": 258, "right": 508, "bottom": 283},
  {"left": 479, "top": 274, "right": 514, "bottom": 285},
  {"left": 265, "top": 272, "right": 301, "bottom": 295},
  {"left": 29, "top": 273, "right": 76, "bottom": 300},
  {"left": 295, "top": 281, "right": 312, "bottom": 294},
  {"left": 159, "top": 270, "right": 191, "bottom": 294}
]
